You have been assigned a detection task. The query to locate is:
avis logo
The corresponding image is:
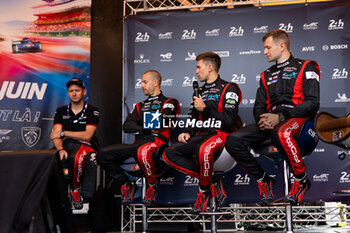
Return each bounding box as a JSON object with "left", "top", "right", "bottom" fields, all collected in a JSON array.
[
  {"left": 328, "top": 19, "right": 344, "bottom": 30},
  {"left": 234, "top": 174, "right": 250, "bottom": 185},
  {"left": 229, "top": 26, "right": 244, "bottom": 37},
  {"left": 184, "top": 175, "right": 199, "bottom": 186},
  {"left": 279, "top": 23, "right": 293, "bottom": 33},
  {"left": 335, "top": 93, "right": 350, "bottom": 103},
  {"left": 340, "top": 171, "right": 350, "bottom": 183},
  {"left": 22, "top": 127, "right": 41, "bottom": 147},
  {"left": 143, "top": 110, "right": 161, "bottom": 129},
  {"left": 135, "top": 32, "right": 150, "bottom": 42},
  {"left": 181, "top": 29, "right": 196, "bottom": 40},
  {"left": 302, "top": 46, "right": 315, "bottom": 52}
]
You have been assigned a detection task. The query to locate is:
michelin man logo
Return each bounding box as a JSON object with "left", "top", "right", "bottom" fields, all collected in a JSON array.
[{"left": 143, "top": 110, "right": 161, "bottom": 129}]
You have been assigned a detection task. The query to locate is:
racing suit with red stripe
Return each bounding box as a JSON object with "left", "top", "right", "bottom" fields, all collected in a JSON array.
[
  {"left": 163, "top": 76, "right": 241, "bottom": 190},
  {"left": 54, "top": 103, "right": 99, "bottom": 199},
  {"left": 97, "top": 92, "right": 180, "bottom": 185},
  {"left": 225, "top": 55, "right": 320, "bottom": 179}
]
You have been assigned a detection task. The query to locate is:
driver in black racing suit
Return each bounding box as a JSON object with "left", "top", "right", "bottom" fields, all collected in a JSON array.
[
  {"left": 97, "top": 70, "right": 180, "bottom": 206},
  {"left": 225, "top": 29, "right": 320, "bottom": 205},
  {"left": 163, "top": 52, "right": 242, "bottom": 214}
]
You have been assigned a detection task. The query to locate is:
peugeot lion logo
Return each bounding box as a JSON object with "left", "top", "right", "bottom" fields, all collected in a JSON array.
[{"left": 22, "top": 127, "right": 41, "bottom": 147}]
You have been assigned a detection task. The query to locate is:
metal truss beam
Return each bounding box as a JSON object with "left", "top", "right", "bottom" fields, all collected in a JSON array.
[
  {"left": 123, "top": 0, "right": 330, "bottom": 15},
  {"left": 122, "top": 204, "right": 350, "bottom": 232}
]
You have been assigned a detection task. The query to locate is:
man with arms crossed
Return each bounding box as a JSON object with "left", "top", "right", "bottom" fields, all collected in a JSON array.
[
  {"left": 51, "top": 78, "right": 100, "bottom": 209},
  {"left": 97, "top": 70, "right": 180, "bottom": 206},
  {"left": 225, "top": 29, "right": 320, "bottom": 205}
]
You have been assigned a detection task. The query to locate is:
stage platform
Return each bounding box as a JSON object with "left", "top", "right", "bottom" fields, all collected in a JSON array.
[{"left": 102, "top": 227, "right": 350, "bottom": 233}]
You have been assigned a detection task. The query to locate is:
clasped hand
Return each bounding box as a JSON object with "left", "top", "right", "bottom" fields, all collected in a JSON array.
[{"left": 258, "top": 113, "right": 280, "bottom": 130}]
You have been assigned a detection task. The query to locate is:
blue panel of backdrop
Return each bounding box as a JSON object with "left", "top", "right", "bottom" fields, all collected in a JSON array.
[{"left": 124, "top": 0, "right": 350, "bottom": 204}]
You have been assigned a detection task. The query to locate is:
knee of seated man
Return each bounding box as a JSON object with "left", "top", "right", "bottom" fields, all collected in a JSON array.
[
  {"left": 96, "top": 149, "right": 109, "bottom": 164},
  {"left": 225, "top": 133, "right": 242, "bottom": 148},
  {"left": 163, "top": 147, "right": 175, "bottom": 162},
  {"left": 270, "top": 127, "right": 286, "bottom": 146}
]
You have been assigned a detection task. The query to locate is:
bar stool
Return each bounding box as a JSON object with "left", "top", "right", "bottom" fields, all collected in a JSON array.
[
  {"left": 252, "top": 118, "right": 319, "bottom": 233},
  {"left": 199, "top": 146, "right": 238, "bottom": 233},
  {"left": 200, "top": 116, "right": 243, "bottom": 233}
]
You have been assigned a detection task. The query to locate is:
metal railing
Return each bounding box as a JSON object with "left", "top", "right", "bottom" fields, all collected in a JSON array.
[
  {"left": 123, "top": 0, "right": 328, "bottom": 15},
  {"left": 122, "top": 203, "right": 349, "bottom": 232}
]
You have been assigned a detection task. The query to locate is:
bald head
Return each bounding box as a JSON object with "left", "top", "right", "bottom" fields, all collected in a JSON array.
[
  {"left": 141, "top": 70, "right": 162, "bottom": 96},
  {"left": 143, "top": 70, "right": 162, "bottom": 87}
]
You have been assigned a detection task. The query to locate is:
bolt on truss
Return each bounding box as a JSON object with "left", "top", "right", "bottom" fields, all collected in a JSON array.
[
  {"left": 123, "top": 0, "right": 327, "bottom": 15},
  {"left": 122, "top": 204, "right": 350, "bottom": 232}
]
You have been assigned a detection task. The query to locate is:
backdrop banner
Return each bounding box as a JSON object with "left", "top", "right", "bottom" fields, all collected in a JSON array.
[
  {"left": 124, "top": 0, "right": 350, "bottom": 204},
  {"left": 0, "top": 0, "right": 92, "bottom": 150}
]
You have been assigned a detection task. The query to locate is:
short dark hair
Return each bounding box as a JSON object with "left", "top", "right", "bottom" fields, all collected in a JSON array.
[
  {"left": 143, "top": 70, "right": 162, "bottom": 86},
  {"left": 66, "top": 78, "right": 85, "bottom": 89},
  {"left": 196, "top": 52, "right": 221, "bottom": 72},
  {"left": 262, "top": 29, "right": 291, "bottom": 51}
]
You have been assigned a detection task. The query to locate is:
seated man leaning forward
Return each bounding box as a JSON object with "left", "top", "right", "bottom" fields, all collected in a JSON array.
[
  {"left": 163, "top": 52, "right": 242, "bottom": 214},
  {"left": 97, "top": 70, "right": 180, "bottom": 206},
  {"left": 51, "top": 78, "right": 100, "bottom": 210},
  {"left": 225, "top": 29, "right": 320, "bottom": 205}
]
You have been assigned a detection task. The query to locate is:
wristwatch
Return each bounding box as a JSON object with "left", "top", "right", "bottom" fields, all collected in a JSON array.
[
  {"left": 278, "top": 113, "right": 285, "bottom": 122},
  {"left": 60, "top": 131, "right": 65, "bottom": 137}
]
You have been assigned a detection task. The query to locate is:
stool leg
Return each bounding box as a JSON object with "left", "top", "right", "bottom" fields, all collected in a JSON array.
[
  {"left": 142, "top": 177, "right": 148, "bottom": 233},
  {"left": 283, "top": 160, "right": 293, "bottom": 233},
  {"left": 211, "top": 195, "right": 217, "bottom": 233}
]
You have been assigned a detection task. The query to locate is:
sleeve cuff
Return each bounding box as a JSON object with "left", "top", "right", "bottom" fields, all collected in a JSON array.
[{"left": 203, "top": 106, "right": 211, "bottom": 115}]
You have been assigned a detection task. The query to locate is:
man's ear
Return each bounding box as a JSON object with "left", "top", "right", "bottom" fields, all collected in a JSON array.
[
  {"left": 280, "top": 42, "right": 286, "bottom": 51},
  {"left": 83, "top": 89, "right": 87, "bottom": 95},
  {"left": 208, "top": 63, "right": 214, "bottom": 72}
]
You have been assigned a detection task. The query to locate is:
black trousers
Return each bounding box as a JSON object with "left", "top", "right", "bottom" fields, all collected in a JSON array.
[
  {"left": 62, "top": 139, "right": 97, "bottom": 201},
  {"left": 97, "top": 135, "right": 165, "bottom": 184}
]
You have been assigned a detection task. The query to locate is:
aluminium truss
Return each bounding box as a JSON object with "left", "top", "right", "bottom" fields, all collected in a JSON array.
[
  {"left": 123, "top": 0, "right": 314, "bottom": 15},
  {"left": 122, "top": 204, "right": 350, "bottom": 232}
]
